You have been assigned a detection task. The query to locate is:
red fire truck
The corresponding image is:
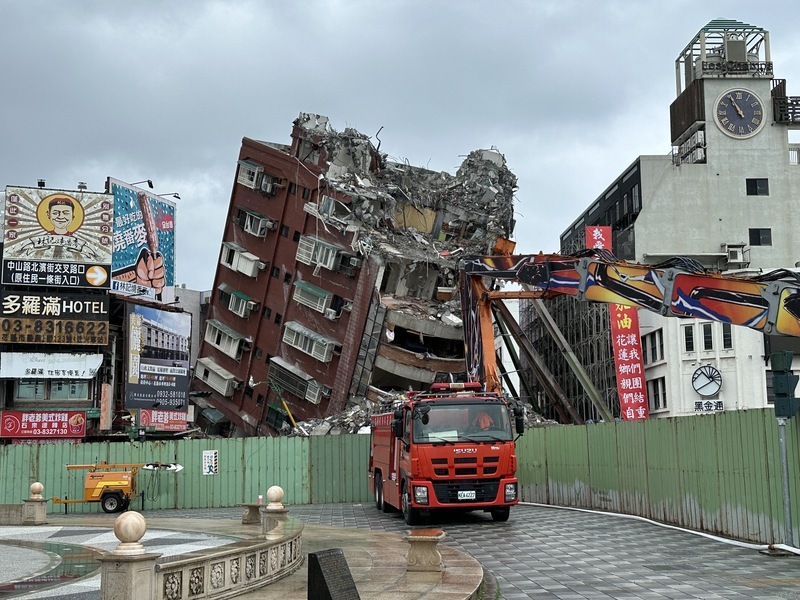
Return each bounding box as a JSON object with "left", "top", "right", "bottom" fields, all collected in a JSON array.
[{"left": 369, "top": 382, "right": 525, "bottom": 525}]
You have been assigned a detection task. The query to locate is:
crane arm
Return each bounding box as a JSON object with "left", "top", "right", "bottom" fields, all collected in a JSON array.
[{"left": 460, "top": 251, "right": 800, "bottom": 393}]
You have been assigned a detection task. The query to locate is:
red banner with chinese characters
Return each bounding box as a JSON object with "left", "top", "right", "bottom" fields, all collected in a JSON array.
[
  {"left": 139, "top": 408, "right": 188, "bottom": 432},
  {"left": 586, "top": 226, "right": 648, "bottom": 420},
  {"left": 0, "top": 410, "right": 86, "bottom": 438}
]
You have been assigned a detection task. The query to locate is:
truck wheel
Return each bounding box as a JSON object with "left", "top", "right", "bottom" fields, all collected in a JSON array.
[
  {"left": 101, "top": 493, "right": 123, "bottom": 513},
  {"left": 491, "top": 507, "right": 510, "bottom": 522},
  {"left": 401, "top": 482, "right": 420, "bottom": 526},
  {"left": 374, "top": 474, "right": 384, "bottom": 511}
]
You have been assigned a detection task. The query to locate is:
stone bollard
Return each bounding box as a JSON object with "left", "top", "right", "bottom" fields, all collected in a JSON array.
[
  {"left": 262, "top": 485, "right": 289, "bottom": 535},
  {"left": 22, "top": 482, "right": 48, "bottom": 525},
  {"left": 403, "top": 528, "right": 446, "bottom": 572},
  {"left": 97, "top": 511, "right": 162, "bottom": 600}
]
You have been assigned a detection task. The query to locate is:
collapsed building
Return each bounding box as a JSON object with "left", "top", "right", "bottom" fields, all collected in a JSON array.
[{"left": 192, "top": 113, "right": 519, "bottom": 436}]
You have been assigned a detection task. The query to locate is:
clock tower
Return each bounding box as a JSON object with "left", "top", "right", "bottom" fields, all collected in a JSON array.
[{"left": 670, "top": 18, "right": 799, "bottom": 165}]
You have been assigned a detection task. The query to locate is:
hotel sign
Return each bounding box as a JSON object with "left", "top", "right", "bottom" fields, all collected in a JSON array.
[{"left": 0, "top": 291, "right": 109, "bottom": 345}]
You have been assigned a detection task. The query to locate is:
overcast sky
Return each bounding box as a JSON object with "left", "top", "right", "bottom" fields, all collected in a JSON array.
[{"left": 2, "top": 1, "right": 800, "bottom": 290}]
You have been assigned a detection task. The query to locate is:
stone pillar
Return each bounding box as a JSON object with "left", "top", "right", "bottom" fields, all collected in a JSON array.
[
  {"left": 98, "top": 511, "right": 162, "bottom": 600},
  {"left": 404, "top": 529, "right": 446, "bottom": 572},
  {"left": 262, "top": 485, "right": 289, "bottom": 535},
  {"left": 22, "top": 482, "right": 48, "bottom": 525}
]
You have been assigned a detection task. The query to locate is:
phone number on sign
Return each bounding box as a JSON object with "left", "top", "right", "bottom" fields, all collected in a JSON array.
[{"left": 0, "top": 318, "right": 109, "bottom": 344}]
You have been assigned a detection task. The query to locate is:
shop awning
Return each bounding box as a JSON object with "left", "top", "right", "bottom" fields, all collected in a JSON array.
[{"left": 201, "top": 407, "right": 229, "bottom": 424}]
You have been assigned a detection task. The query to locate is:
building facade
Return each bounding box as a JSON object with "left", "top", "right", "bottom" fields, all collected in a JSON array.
[
  {"left": 193, "top": 114, "right": 518, "bottom": 435},
  {"left": 522, "top": 19, "right": 800, "bottom": 421}
]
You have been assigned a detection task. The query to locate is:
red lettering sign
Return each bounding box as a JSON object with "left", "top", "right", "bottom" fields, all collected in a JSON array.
[{"left": 0, "top": 410, "right": 86, "bottom": 438}]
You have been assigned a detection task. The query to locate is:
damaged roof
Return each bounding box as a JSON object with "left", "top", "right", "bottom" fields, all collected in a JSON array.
[{"left": 293, "top": 112, "right": 518, "bottom": 264}]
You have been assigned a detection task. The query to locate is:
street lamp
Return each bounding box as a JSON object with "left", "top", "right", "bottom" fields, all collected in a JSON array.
[
  {"left": 157, "top": 193, "right": 181, "bottom": 200},
  {"left": 131, "top": 180, "right": 154, "bottom": 189}
]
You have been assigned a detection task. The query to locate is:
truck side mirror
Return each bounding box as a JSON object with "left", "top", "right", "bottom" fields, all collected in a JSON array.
[
  {"left": 393, "top": 419, "right": 403, "bottom": 437},
  {"left": 515, "top": 415, "right": 525, "bottom": 435},
  {"left": 514, "top": 405, "right": 525, "bottom": 435}
]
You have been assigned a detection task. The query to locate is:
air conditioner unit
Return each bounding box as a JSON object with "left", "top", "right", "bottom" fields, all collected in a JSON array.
[
  {"left": 246, "top": 301, "right": 258, "bottom": 311},
  {"left": 727, "top": 248, "right": 744, "bottom": 263},
  {"left": 324, "top": 308, "right": 338, "bottom": 320},
  {"left": 264, "top": 220, "right": 277, "bottom": 230},
  {"left": 349, "top": 257, "right": 362, "bottom": 268},
  {"left": 261, "top": 180, "right": 274, "bottom": 195},
  {"left": 257, "top": 261, "right": 268, "bottom": 270}
]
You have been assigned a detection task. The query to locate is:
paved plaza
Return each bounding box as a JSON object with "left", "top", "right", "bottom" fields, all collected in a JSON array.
[{"left": 1, "top": 502, "right": 799, "bottom": 599}]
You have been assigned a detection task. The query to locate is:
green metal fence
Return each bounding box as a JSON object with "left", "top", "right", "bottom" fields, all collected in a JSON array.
[
  {"left": 1, "top": 409, "right": 797, "bottom": 545},
  {"left": 516, "top": 409, "right": 800, "bottom": 545}
]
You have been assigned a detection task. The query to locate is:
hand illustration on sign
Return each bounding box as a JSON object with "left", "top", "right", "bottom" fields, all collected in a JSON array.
[{"left": 114, "top": 192, "right": 166, "bottom": 299}]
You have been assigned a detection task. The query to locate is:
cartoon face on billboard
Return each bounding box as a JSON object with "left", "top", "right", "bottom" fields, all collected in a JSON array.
[{"left": 2, "top": 187, "right": 113, "bottom": 288}]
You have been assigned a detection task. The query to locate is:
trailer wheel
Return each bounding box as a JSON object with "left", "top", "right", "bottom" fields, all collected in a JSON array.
[
  {"left": 491, "top": 507, "right": 510, "bottom": 522},
  {"left": 101, "top": 493, "right": 124, "bottom": 513},
  {"left": 374, "top": 473, "right": 384, "bottom": 511},
  {"left": 401, "top": 482, "right": 420, "bottom": 526}
]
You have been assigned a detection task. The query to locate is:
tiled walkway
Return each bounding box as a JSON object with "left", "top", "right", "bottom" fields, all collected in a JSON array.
[{"left": 2, "top": 502, "right": 800, "bottom": 599}]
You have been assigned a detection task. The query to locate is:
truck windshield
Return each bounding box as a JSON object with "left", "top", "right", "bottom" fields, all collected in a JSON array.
[{"left": 412, "top": 402, "right": 512, "bottom": 444}]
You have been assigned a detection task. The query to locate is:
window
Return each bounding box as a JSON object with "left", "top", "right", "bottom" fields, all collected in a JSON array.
[
  {"left": 722, "top": 323, "right": 733, "bottom": 349},
  {"left": 749, "top": 228, "right": 772, "bottom": 246},
  {"left": 49, "top": 380, "right": 90, "bottom": 401},
  {"left": 268, "top": 358, "right": 310, "bottom": 400},
  {"left": 283, "top": 321, "right": 337, "bottom": 362},
  {"left": 283, "top": 272, "right": 292, "bottom": 284},
  {"left": 204, "top": 320, "right": 246, "bottom": 359},
  {"left": 234, "top": 208, "right": 275, "bottom": 237},
  {"left": 305, "top": 380, "right": 330, "bottom": 405},
  {"left": 220, "top": 242, "right": 262, "bottom": 277},
  {"left": 288, "top": 182, "right": 297, "bottom": 195},
  {"left": 280, "top": 225, "right": 289, "bottom": 238},
  {"left": 274, "top": 313, "right": 282, "bottom": 325},
  {"left": 237, "top": 160, "right": 262, "bottom": 189},
  {"left": 301, "top": 187, "right": 311, "bottom": 200},
  {"left": 293, "top": 231, "right": 301, "bottom": 242},
  {"left": 702, "top": 323, "right": 713, "bottom": 351},
  {"left": 684, "top": 325, "right": 695, "bottom": 352},
  {"left": 16, "top": 380, "right": 45, "bottom": 400},
  {"left": 648, "top": 377, "right": 667, "bottom": 411},
  {"left": 256, "top": 393, "right": 265, "bottom": 406},
  {"left": 228, "top": 291, "right": 253, "bottom": 318},
  {"left": 643, "top": 330, "right": 663, "bottom": 364},
  {"left": 296, "top": 235, "right": 342, "bottom": 270},
  {"left": 195, "top": 356, "right": 238, "bottom": 397},
  {"left": 746, "top": 178, "right": 769, "bottom": 196},
  {"left": 271, "top": 266, "right": 280, "bottom": 278},
  {"left": 262, "top": 306, "right": 272, "bottom": 319},
  {"left": 293, "top": 280, "right": 333, "bottom": 313}
]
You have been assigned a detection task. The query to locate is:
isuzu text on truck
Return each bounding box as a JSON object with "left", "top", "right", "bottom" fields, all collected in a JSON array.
[{"left": 369, "top": 382, "right": 525, "bottom": 525}]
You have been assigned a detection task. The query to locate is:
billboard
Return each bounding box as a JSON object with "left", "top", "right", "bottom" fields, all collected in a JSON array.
[
  {"left": 2, "top": 187, "right": 113, "bottom": 288},
  {"left": 108, "top": 178, "right": 175, "bottom": 301},
  {"left": 126, "top": 303, "right": 191, "bottom": 410},
  {"left": 0, "top": 291, "right": 109, "bottom": 345},
  {"left": 139, "top": 408, "right": 188, "bottom": 432},
  {"left": 1, "top": 410, "right": 87, "bottom": 439}
]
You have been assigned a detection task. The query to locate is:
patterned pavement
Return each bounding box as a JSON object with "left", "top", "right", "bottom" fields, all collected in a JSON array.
[{"left": 1, "top": 502, "right": 799, "bottom": 599}]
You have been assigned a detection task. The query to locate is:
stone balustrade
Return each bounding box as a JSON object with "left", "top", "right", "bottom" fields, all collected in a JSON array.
[{"left": 100, "top": 485, "right": 304, "bottom": 600}]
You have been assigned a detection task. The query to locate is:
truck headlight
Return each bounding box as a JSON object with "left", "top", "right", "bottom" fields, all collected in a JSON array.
[
  {"left": 413, "top": 486, "right": 429, "bottom": 505},
  {"left": 504, "top": 483, "right": 517, "bottom": 502}
]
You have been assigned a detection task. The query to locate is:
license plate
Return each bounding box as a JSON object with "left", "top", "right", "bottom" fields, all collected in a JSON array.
[{"left": 458, "top": 490, "right": 476, "bottom": 500}]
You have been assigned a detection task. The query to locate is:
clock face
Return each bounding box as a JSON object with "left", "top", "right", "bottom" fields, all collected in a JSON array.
[
  {"left": 692, "top": 365, "right": 722, "bottom": 397},
  {"left": 714, "top": 89, "right": 765, "bottom": 139}
]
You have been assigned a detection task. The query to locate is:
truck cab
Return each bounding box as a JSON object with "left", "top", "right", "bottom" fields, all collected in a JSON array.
[{"left": 370, "top": 382, "right": 524, "bottom": 525}]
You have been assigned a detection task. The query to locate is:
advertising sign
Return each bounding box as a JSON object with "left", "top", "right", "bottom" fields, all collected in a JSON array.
[
  {"left": 108, "top": 178, "right": 175, "bottom": 301},
  {"left": 1, "top": 410, "right": 87, "bottom": 439},
  {"left": 0, "top": 291, "right": 109, "bottom": 345},
  {"left": 0, "top": 352, "right": 102, "bottom": 379},
  {"left": 2, "top": 187, "right": 113, "bottom": 288},
  {"left": 202, "top": 449, "right": 219, "bottom": 475},
  {"left": 139, "top": 408, "right": 188, "bottom": 432},
  {"left": 126, "top": 303, "right": 191, "bottom": 410},
  {"left": 586, "top": 225, "right": 648, "bottom": 421}
]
